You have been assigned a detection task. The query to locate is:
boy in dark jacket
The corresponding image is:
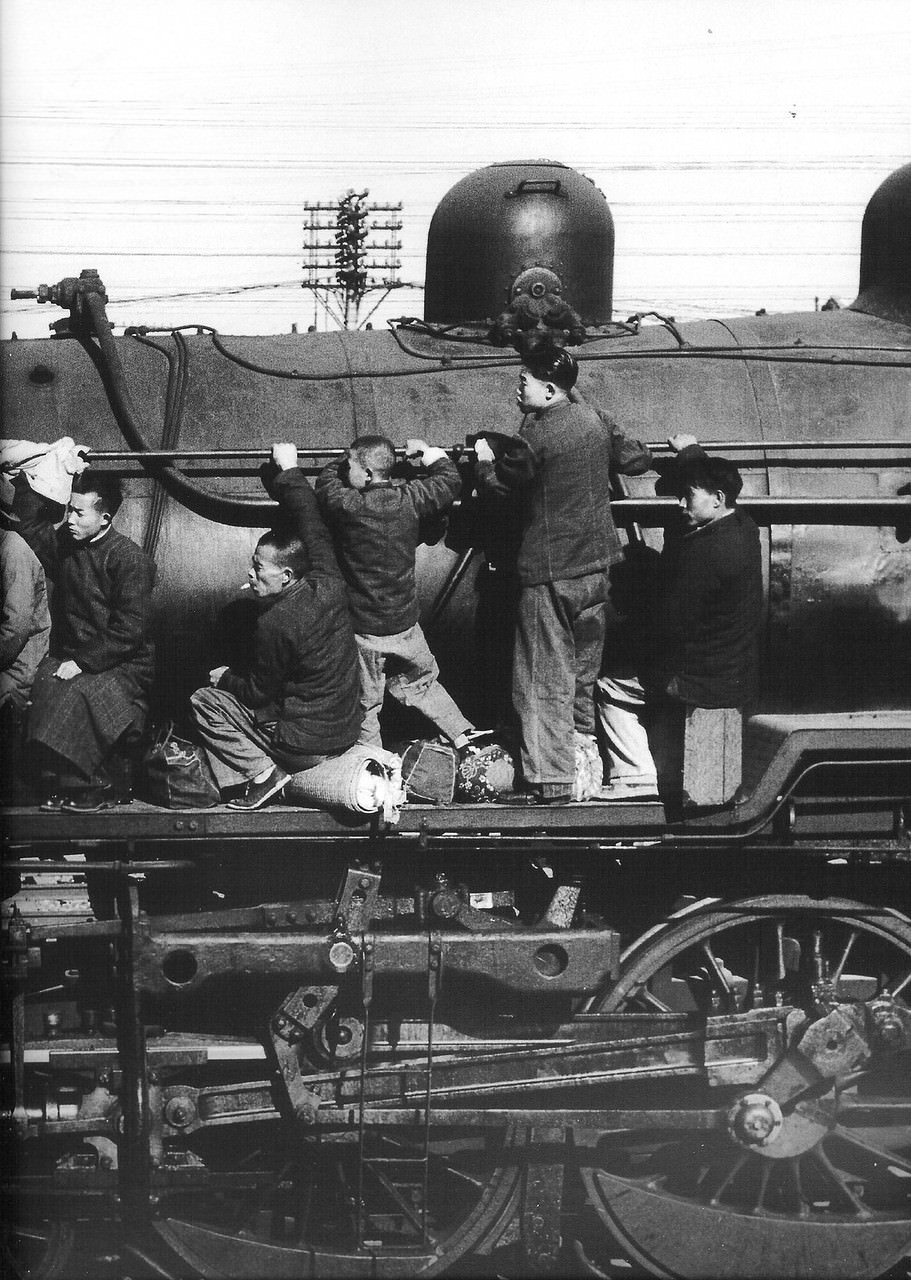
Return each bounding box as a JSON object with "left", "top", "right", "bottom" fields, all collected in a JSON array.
[
  {"left": 191, "top": 443, "right": 361, "bottom": 810},
  {"left": 474, "top": 345, "right": 652, "bottom": 805},
  {"left": 597, "top": 434, "right": 762, "bottom": 799},
  {"left": 14, "top": 469, "right": 156, "bottom": 811},
  {"left": 316, "top": 435, "right": 484, "bottom": 752}
]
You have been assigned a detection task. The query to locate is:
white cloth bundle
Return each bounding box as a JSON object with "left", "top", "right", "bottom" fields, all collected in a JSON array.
[
  {"left": 0, "top": 436, "right": 89, "bottom": 509},
  {"left": 286, "top": 743, "right": 405, "bottom": 824}
]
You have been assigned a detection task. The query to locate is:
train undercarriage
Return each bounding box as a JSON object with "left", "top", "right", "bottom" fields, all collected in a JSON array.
[{"left": 3, "top": 771, "right": 910, "bottom": 1280}]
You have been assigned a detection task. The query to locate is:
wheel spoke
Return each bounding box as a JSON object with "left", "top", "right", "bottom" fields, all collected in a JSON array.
[
  {"left": 755, "top": 1159, "right": 772, "bottom": 1213},
  {"left": 831, "top": 928, "right": 858, "bottom": 990},
  {"left": 364, "top": 1161, "right": 439, "bottom": 1242},
  {"left": 1, "top": 1216, "right": 75, "bottom": 1280},
  {"left": 155, "top": 1122, "right": 520, "bottom": 1277},
  {"left": 629, "top": 980, "right": 674, "bottom": 1013},
  {"left": 832, "top": 1124, "right": 911, "bottom": 1177},
  {"left": 889, "top": 966, "right": 911, "bottom": 999},
  {"left": 701, "top": 940, "right": 738, "bottom": 1010},
  {"left": 809, "top": 1145, "right": 873, "bottom": 1218},
  {"left": 787, "top": 1156, "right": 811, "bottom": 1219},
  {"left": 708, "top": 1151, "right": 750, "bottom": 1206}
]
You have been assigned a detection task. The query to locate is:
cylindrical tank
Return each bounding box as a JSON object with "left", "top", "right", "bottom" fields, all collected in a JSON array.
[
  {"left": 3, "top": 304, "right": 909, "bottom": 723},
  {"left": 424, "top": 160, "right": 614, "bottom": 325},
  {"left": 853, "top": 161, "right": 911, "bottom": 324},
  {"left": 3, "top": 164, "right": 910, "bottom": 726}
]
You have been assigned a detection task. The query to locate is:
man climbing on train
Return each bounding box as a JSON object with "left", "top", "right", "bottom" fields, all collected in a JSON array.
[
  {"left": 190, "top": 442, "right": 361, "bottom": 810},
  {"left": 315, "top": 433, "right": 488, "bottom": 754},
  {"left": 596, "top": 434, "right": 762, "bottom": 801}
]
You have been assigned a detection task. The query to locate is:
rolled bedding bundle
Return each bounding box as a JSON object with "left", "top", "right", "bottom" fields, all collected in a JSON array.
[{"left": 285, "top": 743, "right": 405, "bottom": 823}]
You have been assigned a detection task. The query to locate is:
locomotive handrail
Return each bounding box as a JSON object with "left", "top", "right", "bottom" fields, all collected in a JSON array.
[
  {"left": 61, "top": 449, "right": 911, "bottom": 525},
  {"left": 76, "top": 440, "right": 911, "bottom": 460}
]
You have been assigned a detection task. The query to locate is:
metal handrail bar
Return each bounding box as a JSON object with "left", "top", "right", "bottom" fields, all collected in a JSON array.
[{"left": 77, "top": 441, "right": 911, "bottom": 461}]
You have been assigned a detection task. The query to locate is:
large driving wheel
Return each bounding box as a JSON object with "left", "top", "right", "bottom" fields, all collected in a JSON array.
[
  {"left": 579, "top": 896, "right": 911, "bottom": 1279},
  {"left": 154, "top": 1118, "right": 521, "bottom": 1277}
]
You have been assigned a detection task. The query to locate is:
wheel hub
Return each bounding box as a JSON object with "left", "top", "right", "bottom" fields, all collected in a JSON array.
[{"left": 727, "top": 1092, "right": 782, "bottom": 1149}]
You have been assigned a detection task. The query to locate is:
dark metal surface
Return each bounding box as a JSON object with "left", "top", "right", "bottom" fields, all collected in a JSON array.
[{"left": 424, "top": 160, "right": 614, "bottom": 325}]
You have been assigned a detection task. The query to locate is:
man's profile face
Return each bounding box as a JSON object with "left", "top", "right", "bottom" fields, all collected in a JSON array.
[
  {"left": 345, "top": 448, "right": 371, "bottom": 491},
  {"left": 248, "top": 540, "right": 289, "bottom": 597},
  {"left": 66, "top": 492, "right": 108, "bottom": 542},
  {"left": 516, "top": 369, "right": 551, "bottom": 415},
  {"left": 680, "top": 484, "right": 723, "bottom": 528}
]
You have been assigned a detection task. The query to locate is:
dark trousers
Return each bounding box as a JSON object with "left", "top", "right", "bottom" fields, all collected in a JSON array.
[
  {"left": 27, "top": 655, "right": 147, "bottom": 789},
  {"left": 512, "top": 572, "right": 608, "bottom": 795}
]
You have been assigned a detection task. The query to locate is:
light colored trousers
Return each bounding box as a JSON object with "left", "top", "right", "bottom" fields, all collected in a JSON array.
[
  {"left": 355, "top": 623, "right": 472, "bottom": 747},
  {"left": 596, "top": 672, "right": 690, "bottom": 791},
  {"left": 596, "top": 673, "right": 660, "bottom": 787}
]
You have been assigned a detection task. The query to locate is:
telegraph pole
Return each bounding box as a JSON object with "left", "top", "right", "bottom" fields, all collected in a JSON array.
[{"left": 302, "top": 190, "right": 404, "bottom": 330}]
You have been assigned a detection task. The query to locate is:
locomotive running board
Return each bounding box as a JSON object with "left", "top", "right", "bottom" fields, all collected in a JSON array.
[{"left": 2, "top": 795, "right": 667, "bottom": 844}]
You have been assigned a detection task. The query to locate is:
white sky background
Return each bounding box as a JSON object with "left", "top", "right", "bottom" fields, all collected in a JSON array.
[{"left": 2, "top": 0, "right": 909, "bottom": 339}]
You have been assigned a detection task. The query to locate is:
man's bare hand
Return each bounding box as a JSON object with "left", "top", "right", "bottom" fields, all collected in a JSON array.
[
  {"left": 406, "top": 438, "right": 429, "bottom": 460},
  {"left": 209, "top": 665, "right": 229, "bottom": 686},
  {"left": 474, "top": 438, "right": 495, "bottom": 464},
  {"left": 667, "top": 433, "right": 698, "bottom": 454},
  {"left": 54, "top": 660, "right": 82, "bottom": 681},
  {"left": 271, "top": 443, "right": 298, "bottom": 472}
]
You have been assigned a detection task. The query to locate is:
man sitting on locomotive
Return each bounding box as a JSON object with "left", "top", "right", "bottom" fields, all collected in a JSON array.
[
  {"left": 596, "top": 435, "right": 762, "bottom": 801},
  {"left": 0, "top": 486, "right": 51, "bottom": 801},
  {"left": 190, "top": 443, "right": 361, "bottom": 811},
  {"left": 315, "top": 433, "right": 488, "bottom": 754},
  {"left": 12, "top": 468, "right": 157, "bottom": 811},
  {"left": 473, "top": 343, "right": 653, "bottom": 805}
]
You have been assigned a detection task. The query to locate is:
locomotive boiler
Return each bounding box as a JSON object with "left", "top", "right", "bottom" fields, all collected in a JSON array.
[{"left": 1, "top": 159, "right": 910, "bottom": 1280}]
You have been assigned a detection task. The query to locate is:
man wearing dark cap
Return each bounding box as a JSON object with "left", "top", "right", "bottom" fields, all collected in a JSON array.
[{"left": 597, "top": 433, "right": 762, "bottom": 800}]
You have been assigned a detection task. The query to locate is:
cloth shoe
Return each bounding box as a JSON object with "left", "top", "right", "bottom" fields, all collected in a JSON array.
[
  {"left": 599, "top": 779, "right": 659, "bottom": 802},
  {"left": 61, "top": 784, "right": 117, "bottom": 812},
  {"left": 227, "top": 766, "right": 291, "bottom": 811}
]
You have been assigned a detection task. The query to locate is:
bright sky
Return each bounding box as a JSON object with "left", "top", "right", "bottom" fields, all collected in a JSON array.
[{"left": 2, "top": 0, "right": 909, "bottom": 338}]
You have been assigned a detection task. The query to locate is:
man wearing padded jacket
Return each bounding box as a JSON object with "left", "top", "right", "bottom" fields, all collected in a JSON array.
[
  {"left": 596, "top": 433, "right": 762, "bottom": 801},
  {"left": 190, "top": 443, "right": 361, "bottom": 810},
  {"left": 316, "top": 434, "right": 487, "bottom": 754}
]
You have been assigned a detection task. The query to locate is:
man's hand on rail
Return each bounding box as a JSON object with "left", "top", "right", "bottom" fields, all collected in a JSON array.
[{"left": 271, "top": 443, "right": 298, "bottom": 472}]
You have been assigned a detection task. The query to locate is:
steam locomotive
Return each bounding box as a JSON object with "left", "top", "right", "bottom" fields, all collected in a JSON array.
[{"left": 2, "top": 159, "right": 910, "bottom": 1280}]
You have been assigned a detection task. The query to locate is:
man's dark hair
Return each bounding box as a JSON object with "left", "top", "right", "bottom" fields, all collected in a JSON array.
[
  {"left": 677, "top": 454, "right": 743, "bottom": 507},
  {"left": 257, "top": 528, "right": 310, "bottom": 579},
  {"left": 351, "top": 435, "right": 396, "bottom": 478},
  {"left": 522, "top": 345, "right": 579, "bottom": 393},
  {"left": 72, "top": 470, "right": 123, "bottom": 517}
]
